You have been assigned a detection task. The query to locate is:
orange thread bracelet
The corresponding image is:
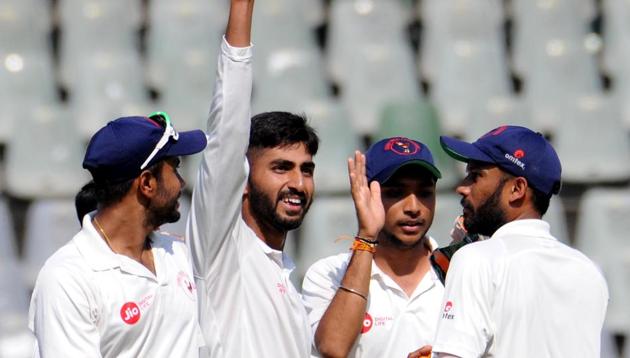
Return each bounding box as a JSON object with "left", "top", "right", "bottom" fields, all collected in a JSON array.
[{"left": 352, "top": 239, "right": 376, "bottom": 253}]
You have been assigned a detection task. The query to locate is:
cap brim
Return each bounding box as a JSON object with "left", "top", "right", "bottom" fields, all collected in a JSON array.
[
  {"left": 440, "top": 136, "right": 494, "bottom": 163},
  {"left": 164, "top": 129, "right": 208, "bottom": 157}
]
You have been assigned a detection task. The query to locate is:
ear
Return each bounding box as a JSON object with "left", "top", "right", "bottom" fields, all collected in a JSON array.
[
  {"left": 137, "top": 170, "right": 159, "bottom": 198},
  {"left": 507, "top": 176, "right": 528, "bottom": 203}
]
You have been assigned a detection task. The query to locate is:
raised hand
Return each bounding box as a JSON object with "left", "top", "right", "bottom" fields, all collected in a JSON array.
[{"left": 348, "top": 150, "right": 384, "bottom": 241}]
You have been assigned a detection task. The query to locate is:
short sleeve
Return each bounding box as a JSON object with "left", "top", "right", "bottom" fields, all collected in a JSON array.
[
  {"left": 301, "top": 256, "right": 347, "bottom": 336},
  {"left": 29, "top": 266, "right": 102, "bottom": 357},
  {"left": 432, "top": 246, "right": 494, "bottom": 357}
]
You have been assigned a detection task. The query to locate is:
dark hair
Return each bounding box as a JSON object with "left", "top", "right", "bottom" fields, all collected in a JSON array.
[
  {"left": 531, "top": 188, "right": 552, "bottom": 216},
  {"left": 75, "top": 181, "right": 98, "bottom": 224},
  {"left": 248, "top": 111, "right": 319, "bottom": 155},
  {"left": 76, "top": 161, "right": 165, "bottom": 222},
  {"left": 500, "top": 171, "right": 551, "bottom": 216}
]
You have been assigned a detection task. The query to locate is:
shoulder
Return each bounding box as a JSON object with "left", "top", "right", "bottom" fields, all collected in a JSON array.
[
  {"left": 305, "top": 252, "right": 351, "bottom": 278},
  {"left": 34, "top": 242, "right": 94, "bottom": 299},
  {"left": 302, "top": 252, "right": 352, "bottom": 290},
  {"left": 451, "top": 239, "right": 504, "bottom": 264}
]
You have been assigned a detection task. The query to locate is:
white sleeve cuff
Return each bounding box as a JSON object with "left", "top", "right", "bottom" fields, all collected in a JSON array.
[{"left": 221, "top": 35, "right": 253, "bottom": 61}]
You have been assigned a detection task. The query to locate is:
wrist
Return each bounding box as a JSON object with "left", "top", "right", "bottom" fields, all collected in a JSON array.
[
  {"left": 356, "top": 232, "right": 378, "bottom": 243},
  {"left": 352, "top": 237, "right": 377, "bottom": 253}
]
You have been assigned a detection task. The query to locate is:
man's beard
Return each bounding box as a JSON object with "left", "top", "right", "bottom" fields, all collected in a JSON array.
[
  {"left": 147, "top": 187, "right": 181, "bottom": 228},
  {"left": 248, "top": 179, "right": 311, "bottom": 232},
  {"left": 462, "top": 178, "right": 508, "bottom": 237}
]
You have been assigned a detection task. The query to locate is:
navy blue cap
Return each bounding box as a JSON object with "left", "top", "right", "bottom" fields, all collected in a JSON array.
[
  {"left": 440, "top": 125, "right": 562, "bottom": 195},
  {"left": 83, "top": 116, "right": 207, "bottom": 183},
  {"left": 366, "top": 137, "right": 441, "bottom": 184}
]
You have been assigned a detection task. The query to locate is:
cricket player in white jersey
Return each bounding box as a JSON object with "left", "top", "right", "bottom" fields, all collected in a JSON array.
[
  {"left": 186, "top": 0, "right": 320, "bottom": 357},
  {"left": 410, "top": 125, "right": 609, "bottom": 358},
  {"left": 302, "top": 138, "right": 444, "bottom": 357},
  {"left": 29, "top": 113, "right": 207, "bottom": 357}
]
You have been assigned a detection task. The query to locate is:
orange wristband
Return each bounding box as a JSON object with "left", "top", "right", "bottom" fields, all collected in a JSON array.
[{"left": 351, "top": 239, "right": 376, "bottom": 253}]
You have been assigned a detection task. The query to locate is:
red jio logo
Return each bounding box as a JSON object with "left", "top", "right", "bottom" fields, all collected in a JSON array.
[
  {"left": 120, "top": 302, "right": 141, "bottom": 325},
  {"left": 361, "top": 312, "right": 373, "bottom": 334},
  {"left": 514, "top": 149, "right": 525, "bottom": 158}
]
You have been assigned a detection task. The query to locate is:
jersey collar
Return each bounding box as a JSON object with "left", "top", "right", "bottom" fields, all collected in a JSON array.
[
  {"left": 491, "top": 219, "right": 555, "bottom": 241},
  {"left": 74, "top": 212, "right": 122, "bottom": 271},
  {"left": 74, "top": 213, "right": 161, "bottom": 281}
]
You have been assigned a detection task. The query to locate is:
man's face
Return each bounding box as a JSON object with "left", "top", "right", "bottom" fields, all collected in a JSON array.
[
  {"left": 246, "top": 143, "right": 315, "bottom": 232},
  {"left": 456, "top": 162, "right": 509, "bottom": 237},
  {"left": 379, "top": 166, "right": 436, "bottom": 249},
  {"left": 147, "top": 157, "right": 185, "bottom": 227}
]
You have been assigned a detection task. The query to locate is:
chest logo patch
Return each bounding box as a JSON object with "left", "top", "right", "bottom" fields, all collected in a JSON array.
[
  {"left": 361, "top": 312, "right": 373, "bottom": 334},
  {"left": 120, "top": 302, "right": 141, "bottom": 325},
  {"left": 177, "top": 271, "right": 196, "bottom": 300},
  {"left": 442, "top": 300, "right": 455, "bottom": 320}
]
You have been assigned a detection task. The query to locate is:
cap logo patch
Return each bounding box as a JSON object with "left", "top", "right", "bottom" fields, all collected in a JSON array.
[
  {"left": 482, "top": 125, "right": 508, "bottom": 138},
  {"left": 384, "top": 137, "right": 420, "bottom": 156},
  {"left": 505, "top": 153, "right": 526, "bottom": 170},
  {"left": 514, "top": 149, "right": 525, "bottom": 158}
]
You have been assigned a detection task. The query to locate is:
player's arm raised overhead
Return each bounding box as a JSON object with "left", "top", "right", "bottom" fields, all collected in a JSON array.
[
  {"left": 310, "top": 151, "right": 385, "bottom": 358},
  {"left": 187, "top": 0, "right": 254, "bottom": 279}
]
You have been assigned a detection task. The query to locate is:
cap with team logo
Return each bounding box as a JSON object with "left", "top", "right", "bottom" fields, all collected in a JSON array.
[
  {"left": 366, "top": 137, "right": 442, "bottom": 184},
  {"left": 440, "top": 125, "right": 562, "bottom": 195},
  {"left": 83, "top": 112, "right": 207, "bottom": 183}
]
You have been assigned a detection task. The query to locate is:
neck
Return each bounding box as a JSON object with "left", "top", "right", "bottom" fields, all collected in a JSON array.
[
  {"left": 373, "top": 236, "right": 432, "bottom": 296},
  {"left": 93, "top": 206, "right": 154, "bottom": 258},
  {"left": 241, "top": 201, "right": 287, "bottom": 251}
]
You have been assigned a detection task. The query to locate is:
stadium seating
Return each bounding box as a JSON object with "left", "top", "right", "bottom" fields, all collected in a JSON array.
[
  {"left": 296, "top": 195, "right": 357, "bottom": 282},
  {"left": 5, "top": 104, "right": 89, "bottom": 199},
  {"left": 303, "top": 99, "right": 362, "bottom": 195},
  {"left": 2, "top": 1, "right": 630, "bottom": 353},
  {"left": 554, "top": 94, "right": 630, "bottom": 183},
  {"left": 376, "top": 99, "right": 461, "bottom": 191},
  {"left": 574, "top": 187, "right": 630, "bottom": 334},
  {"left": 22, "top": 198, "right": 80, "bottom": 289}
]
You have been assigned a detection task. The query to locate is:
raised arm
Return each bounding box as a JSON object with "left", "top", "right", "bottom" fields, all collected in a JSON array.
[
  {"left": 187, "top": 0, "right": 254, "bottom": 278},
  {"left": 225, "top": 0, "right": 254, "bottom": 47},
  {"left": 312, "top": 151, "right": 384, "bottom": 358}
]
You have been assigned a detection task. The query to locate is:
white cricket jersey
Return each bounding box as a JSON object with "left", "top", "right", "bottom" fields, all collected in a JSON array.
[
  {"left": 432, "top": 219, "right": 609, "bottom": 358},
  {"left": 29, "top": 214, "right": 204, "bottom": 358},
  {"left": 186, "top": 38, "right": 311, "bottom": 358},
  {"left": 302, "top": 243, "right": 445, "bottom": 358}
]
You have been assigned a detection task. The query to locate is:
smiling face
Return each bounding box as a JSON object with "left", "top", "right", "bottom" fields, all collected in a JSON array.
[
  {"left": 457, "top": 161, "right": 510, "bottom": 236},
  {"left": 379, "top": 165, "right": 436, "bottom": 249},
  {"left": 245, "top": 143, "right": 315, "bottom": 233}
]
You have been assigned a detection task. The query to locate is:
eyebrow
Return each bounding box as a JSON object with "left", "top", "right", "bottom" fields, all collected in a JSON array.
[{"left": 270, "top": 159, "right": 295, "bottom": 167}]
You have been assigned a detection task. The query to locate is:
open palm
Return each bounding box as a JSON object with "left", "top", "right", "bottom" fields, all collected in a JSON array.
[{"left": 348, "top": 151, "right": 385, "bottom": 240}]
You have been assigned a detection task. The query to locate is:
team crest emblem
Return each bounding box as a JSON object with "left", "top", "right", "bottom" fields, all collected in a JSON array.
[{"left": 384, "top": 137, "right": 420, "bottom": 156}]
